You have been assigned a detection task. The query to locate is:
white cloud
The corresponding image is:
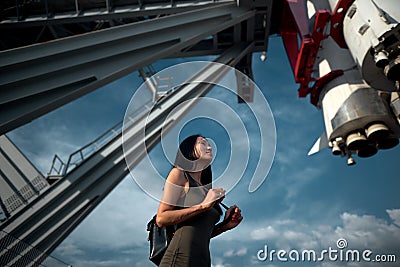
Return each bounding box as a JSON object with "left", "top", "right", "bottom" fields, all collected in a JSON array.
[
  {"left": 334, "top": 211, "right": 400, "bottom": 251},
  {"left": 249, "top": 254, "right": 280, "bottom": 267},
  {"left": 387, "top": 208, "right": 400, "bottom": 227},
  {"left": 210, "top": 209, "right": 400, "bottom": 264},
  {"left": 51, "top": 241, "right": 85, "bottom": 257},
  {"left": 235, "top": 248, "right": 248, "bottom": 256},
  {"left": 209, "top": 209, "right": 400, "bottom": 266},
  {"left": 211, "top": 263, "right": 231, "bottom": 267},
  {"left": 244, "top": 209, "right": 400, "bottom": 266},
  {"left": 211, "top": 255, "right": 231, "bottom": 267},
  {"left": 250, "top": 225, "right": 279, "bottom": 241},
  {"left": 69, "top": 258, "right": 134, "bottom": 267},
  {"left": 223, "top": 247, "right": 247, "bottom": 257}
]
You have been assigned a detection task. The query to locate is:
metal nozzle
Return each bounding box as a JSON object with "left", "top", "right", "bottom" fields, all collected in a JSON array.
[
  {"left": 366, "top": 123, "right": 399, "bottom": 150},
  {"left": 347, "top": 155, "right": 356, "bottom": 166},
  {"left": 346, "top": 131, "right": 377, "bottom": 157},
  {"left": 357, "top": 143, "right": 378, "bottom": 158},
  {"left": 377, "top": 135, "right": 399, "bottom": 150},
  {"left": 384, "top": 56, "right": 400, "bottom": 81},
  {"left": 366, "top": 123, "right": 389, "bottom": 140},
  {"left": 374, "top": 51, "right": 389, "bottom": 68},
  {"left": 260, "top": 51, "right": 266, "bottom": 62},
  {"left": 331, "top": 140, "right": 342, "bottom": 156},
  {"left": 346, "top": 131, "right": 368, "bottom": 151}
]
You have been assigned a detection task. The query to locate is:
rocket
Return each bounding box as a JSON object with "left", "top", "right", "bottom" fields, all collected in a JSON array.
[{"left": 281, "top": 0, "right": 400, "bottom": 165}]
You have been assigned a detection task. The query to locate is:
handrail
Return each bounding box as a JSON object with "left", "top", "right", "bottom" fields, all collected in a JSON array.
[
  {"left": 62, "top": 98, "right": 154, "bottom": 175},
  {"left": 47, "top": 73, "right": 177, "bottom": 178},
  {"left": 47, "top": 154, "right": 66, "bottom": 177}
]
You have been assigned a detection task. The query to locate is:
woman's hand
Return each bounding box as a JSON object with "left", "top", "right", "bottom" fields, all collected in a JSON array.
[
  {"left": 223, "top": 205, "right": 243, "bottom": 230},
  {"left": 200, "top": 188, "right": 225, "bottom": 210}
]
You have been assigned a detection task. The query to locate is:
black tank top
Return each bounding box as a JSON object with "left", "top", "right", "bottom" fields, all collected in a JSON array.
[{"left": 159, "top": 171, "right": 221, "bottom": 267}]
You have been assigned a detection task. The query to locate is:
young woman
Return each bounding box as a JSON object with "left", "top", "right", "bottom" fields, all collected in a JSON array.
[{"left": 156, "top": 134, "right": 243, "bottom": 267}]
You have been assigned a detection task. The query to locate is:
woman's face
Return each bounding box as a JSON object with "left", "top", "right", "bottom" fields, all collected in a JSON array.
[{"left": 194, "top": 137, "right": 212, "bottom": 162}]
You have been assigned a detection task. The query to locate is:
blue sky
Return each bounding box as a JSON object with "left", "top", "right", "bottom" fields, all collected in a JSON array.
[{"left": 7, "top": 36, "right": 400, "bottom": 267}]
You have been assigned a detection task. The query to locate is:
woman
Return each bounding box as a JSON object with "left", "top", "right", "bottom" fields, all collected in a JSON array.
[{"left": 156, "top": 134, "right": 243, "bottom": 267}]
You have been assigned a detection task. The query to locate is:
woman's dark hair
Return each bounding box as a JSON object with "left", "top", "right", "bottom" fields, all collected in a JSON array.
[
  {"left": 174, "top": 134, "right": 222, "bottom": 215},
  {"left": 174, "top": 134, "right": 212, "bottom": 186}
]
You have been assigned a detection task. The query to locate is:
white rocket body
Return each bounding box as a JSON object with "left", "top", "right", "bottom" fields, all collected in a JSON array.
[{"left": 307, "top": 0, "right": 400, "bottom": 164}]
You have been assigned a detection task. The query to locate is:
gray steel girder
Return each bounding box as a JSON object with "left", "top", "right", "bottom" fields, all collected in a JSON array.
[
  {"left": 0, "top": 3, "right": 255, "bottom": 135},
  {"left": 0, "top": 0, "right": 236, "bottom": 27}
]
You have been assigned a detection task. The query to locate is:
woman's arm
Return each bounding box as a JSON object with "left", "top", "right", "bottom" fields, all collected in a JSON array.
[
  {"left": 156, "top": 168, "right": 224, "bottom": 227},
  {"left": 211, "top": 205, "right": 243, "bottom": 238},
  {"left": 211, "top": 222, "right": 230, "bottom": 237}
]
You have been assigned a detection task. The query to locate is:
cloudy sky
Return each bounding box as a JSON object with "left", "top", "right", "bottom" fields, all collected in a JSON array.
[{"left": 7, "top": 36, "right": 400, "bottom": 267}]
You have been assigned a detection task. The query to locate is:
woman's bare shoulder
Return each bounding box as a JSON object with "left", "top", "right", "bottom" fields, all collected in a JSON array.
[{"left": 166, "top": 167, "right": 186, "bottom": 186}]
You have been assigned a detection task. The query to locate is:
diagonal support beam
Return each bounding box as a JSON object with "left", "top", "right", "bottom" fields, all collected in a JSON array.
[{"left": 0, "top": 3, "right": 255, "bottom": 135}]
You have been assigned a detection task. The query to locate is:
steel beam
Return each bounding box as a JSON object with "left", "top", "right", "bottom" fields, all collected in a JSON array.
[
  {"left": 0, "top": 0, "right": 235, "bottom": 28},
  {"left": 0, "top": 3, "right": 255, "bottom": 135},
  {"left": 0, "top": 42, "right": 254, "bottom": 266},
  {"left": 0, "top": 135, "right": 48, "bottom": 218}
]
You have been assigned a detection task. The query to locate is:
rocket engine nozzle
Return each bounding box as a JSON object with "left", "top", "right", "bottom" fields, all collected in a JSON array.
[
  {"left": 384, "top": 56, "right": 400, "bottom": 82},
  {"left": 320, "top": 86, "right": 400, "bottom": 164},
  {"left": 366, "top": 122, "right": 400, "bottom": 150},
  {"left": 345, "top": 131, "right": 378, "bottom": 158}
]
